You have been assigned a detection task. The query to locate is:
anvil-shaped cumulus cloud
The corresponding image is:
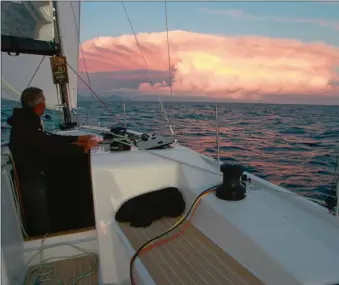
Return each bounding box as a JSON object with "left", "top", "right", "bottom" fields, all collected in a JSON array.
[{"left": 79, "top": 30, "right": 339, "bottom": 99}]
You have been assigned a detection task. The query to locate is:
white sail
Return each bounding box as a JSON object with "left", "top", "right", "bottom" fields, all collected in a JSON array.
[
  {"left": 1, "top": 1, "right": 80, "bottom": 111},
  {"left": 57, "top": 1, "right": 80, "bottom": 110},
  {"left": 1, "top": 1, "right": 55, "bottom": 41}
]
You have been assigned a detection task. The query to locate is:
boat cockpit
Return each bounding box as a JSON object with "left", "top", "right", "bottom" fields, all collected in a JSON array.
[{"left": 2, "top": 126, "right": 339, "bottom": 285}]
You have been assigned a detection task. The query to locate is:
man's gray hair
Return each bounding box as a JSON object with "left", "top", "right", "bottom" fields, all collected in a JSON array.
[{"left": 21, "top": 87, "right": 44, "bottom": 109}]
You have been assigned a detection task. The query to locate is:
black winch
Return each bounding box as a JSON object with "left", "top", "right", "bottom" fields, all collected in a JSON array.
[
  {"left": 325, "top": 196, "right": 337, "bottom": 212},
  {"left": 216, "top": 163, "right": 247, "bottom": 201},
  {"left": 102, "top": 126, "right": 131, "bottom": 151}
]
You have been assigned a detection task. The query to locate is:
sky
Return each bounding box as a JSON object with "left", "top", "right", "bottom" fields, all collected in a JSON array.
[{"left": 79, "top": 1, "right": 339, "bottom": 104}]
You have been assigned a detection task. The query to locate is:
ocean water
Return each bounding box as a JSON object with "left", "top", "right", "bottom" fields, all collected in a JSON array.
[{"left": 2, "top": 98, "right": 339, "bottom": 201}]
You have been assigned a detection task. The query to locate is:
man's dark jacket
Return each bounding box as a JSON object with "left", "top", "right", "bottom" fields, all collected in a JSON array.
[{"left": 7, "top": 108, "right": 84, "bottom": 183}]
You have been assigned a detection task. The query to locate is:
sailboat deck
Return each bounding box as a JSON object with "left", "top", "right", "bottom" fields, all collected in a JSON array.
[
  {"left": 119, "top": 217, "right": 264, "bottom": 285},
  {"left": 27, "top": 255, "right": 98, "bottom": 285}
]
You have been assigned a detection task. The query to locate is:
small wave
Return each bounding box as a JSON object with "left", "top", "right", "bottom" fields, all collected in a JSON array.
[
  {"left": 300, "top": 142, "right": 322, "bottom": 147},
  {"left": 2, "top": 100, "right": 338, "bottom": 201},
  {"left": 279, "top": 127, "right": 306, "bottom": 135}
]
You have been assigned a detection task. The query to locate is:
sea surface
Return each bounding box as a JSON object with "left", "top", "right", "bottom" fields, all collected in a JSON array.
[{"left": 2, "top": 99, "right": 339, "bottom": 202}]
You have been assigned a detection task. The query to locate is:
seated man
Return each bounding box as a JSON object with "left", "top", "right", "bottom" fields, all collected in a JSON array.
[{"left": 7, "top": 87, "right": 98, "bottom": 237}]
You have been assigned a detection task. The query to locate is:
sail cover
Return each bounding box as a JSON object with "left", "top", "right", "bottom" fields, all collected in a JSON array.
[{"left": 1, "top": 1, "right": 80, "bottom": 110}]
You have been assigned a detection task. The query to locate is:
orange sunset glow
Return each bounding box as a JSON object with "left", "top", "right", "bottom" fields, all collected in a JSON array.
[{"left": 79, "top": 31, "right": 339, "bottom": 100}]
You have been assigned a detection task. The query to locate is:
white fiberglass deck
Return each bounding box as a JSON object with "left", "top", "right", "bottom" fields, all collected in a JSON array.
[{"left": 88, "top": 142, "right": 339, "bottom": 285}]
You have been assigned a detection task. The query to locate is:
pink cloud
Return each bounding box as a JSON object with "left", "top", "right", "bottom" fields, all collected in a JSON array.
[
  {"left": 79, "top": 30, "right": 339, "bottom": 100},
  {"left": 200, "top": 8, "right": 339, "bottom": 31}
]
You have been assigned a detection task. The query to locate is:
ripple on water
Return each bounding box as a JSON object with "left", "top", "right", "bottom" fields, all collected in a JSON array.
[{"left": 1, "top": 99, "right": 338, "bottom": 202}]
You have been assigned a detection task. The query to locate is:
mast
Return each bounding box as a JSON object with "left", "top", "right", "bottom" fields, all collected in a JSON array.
[{"left": 52, "top": 1, "right": 72, "bottom": 125}]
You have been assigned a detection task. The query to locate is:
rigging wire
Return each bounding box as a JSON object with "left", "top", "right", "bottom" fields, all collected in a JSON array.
[
  {"left": 94, "top": 130, "right": 326, "bottom": 206},
  {"left": 120, "top": 2, "right": 150, "bottom": 76},
  {"left": 121, "top": 1, "right": 175, "bottom": 137},
  {"left": 68, "top": 2, "right": 121, "bottom": 123},
  {"left": 70, "top": 2, "right": 94, "bottom": 99},
  {"left": 1, "top": 78, "right": 63, "bottom": 113},
  {"left": 3, "top": 1, "right": 120, "bottom": 124},
  {"left": 66, "top": 63, "right": 121, "bottom": 123},
  {"left": 164, "top": 1, "right": 176, "bottom": 133},
  {"left": 26, "top": 56, "right": 45, "bottom": 88},
  {"left": 164, "top": 2, "right": 173, "bottom": 98},
  {"left": 1, "top": 78, "right": 62, "bottom": 115}
]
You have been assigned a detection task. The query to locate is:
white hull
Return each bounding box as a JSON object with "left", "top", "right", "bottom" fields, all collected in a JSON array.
[{"left": 2, "top": 126, "right": 339, "bottom": 285}]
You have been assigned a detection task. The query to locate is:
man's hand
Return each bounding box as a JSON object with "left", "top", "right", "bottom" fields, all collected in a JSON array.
[
  {"left": 72, "top": 137, "right": 98, "bottom": 152},
  {"left": 78, "top": 135, "right": 96, "bottom": 142},
  {"left": 83, "top": 138, "right": 99, "bottom": 153}
]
